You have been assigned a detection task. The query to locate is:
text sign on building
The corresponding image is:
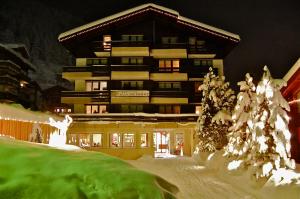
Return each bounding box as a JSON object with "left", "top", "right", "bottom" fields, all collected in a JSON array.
[{"left": 113, "top": 90, "right": 149, "bottom": 97}]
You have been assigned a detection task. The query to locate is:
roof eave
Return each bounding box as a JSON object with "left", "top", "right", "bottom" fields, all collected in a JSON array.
[{"left": 58, "top": 3, "right": 240, "bottom": 43}]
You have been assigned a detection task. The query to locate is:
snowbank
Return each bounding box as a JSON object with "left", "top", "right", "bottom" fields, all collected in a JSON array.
[
  {"left": 0, "top": 138, "right": 177, "bottom": 199},
  {"left": 129, "top": 154, "right": 300, "bottom": 199}
]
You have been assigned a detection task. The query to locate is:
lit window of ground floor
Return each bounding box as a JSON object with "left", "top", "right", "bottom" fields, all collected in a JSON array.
[{"left": 66, "top": 122, "right": 197, "bottom": 160}]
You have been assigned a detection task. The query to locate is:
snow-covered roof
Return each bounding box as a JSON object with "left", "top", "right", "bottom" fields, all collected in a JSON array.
[
  {"left": 0, "top": 103, "right": 62, "bottom": 124},
  {"left": 0, "top": 44, "right": 36, "bottom": 71},
  {"left": 283, "top": 58, "right": 300, "bottom": 82},
  {"left": 58, "top": 3, "right": 240, "bottom": 42}
]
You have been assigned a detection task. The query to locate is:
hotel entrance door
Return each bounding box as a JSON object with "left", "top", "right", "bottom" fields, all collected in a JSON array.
[{"left": 153, "top": 132, "right": 170, "bottom": 157}]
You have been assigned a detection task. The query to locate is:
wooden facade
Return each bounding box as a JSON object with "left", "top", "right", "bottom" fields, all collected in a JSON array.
[
  {"left": 58, "top": 3, "right": 240, "bottom": 159},
  {"left": 0, "top": 119, "right": 55, "bottom": 143},
  {"left": 282, "top": 58, "right": 300, "bottom": 163}
]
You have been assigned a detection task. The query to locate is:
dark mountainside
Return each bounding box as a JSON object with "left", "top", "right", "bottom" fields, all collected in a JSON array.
[{"left": 0, "top": 0, "right": 84, "bottom": 88}]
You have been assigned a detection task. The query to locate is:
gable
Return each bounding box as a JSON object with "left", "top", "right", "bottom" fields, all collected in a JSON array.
[{"left": 58, "top": 3, "right": 240, "bottom": 44}]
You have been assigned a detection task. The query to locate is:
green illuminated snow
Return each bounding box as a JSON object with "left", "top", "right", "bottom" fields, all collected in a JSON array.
[{"left": 0, "top": 138, "right": 177, "bottom": 199}]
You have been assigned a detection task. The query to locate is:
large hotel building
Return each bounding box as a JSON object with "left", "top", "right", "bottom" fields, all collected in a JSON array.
[{"left": 59, "top": 3, "right": 240, "bottom": 159}]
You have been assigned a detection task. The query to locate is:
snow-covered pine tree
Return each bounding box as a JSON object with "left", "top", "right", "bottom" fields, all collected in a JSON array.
[
  {"left": 247, "top": 66, "right": 295, "bottom": 178},
  {"left": 224, "top": 73, "right": 256, "bottom": 159},
  {"left": 195, "top": 67, "right": 235, "bottom": 152}
]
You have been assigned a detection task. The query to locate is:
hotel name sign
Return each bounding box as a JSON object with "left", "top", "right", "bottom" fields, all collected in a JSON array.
[{"left": 113, "top": 90, "right": 149, "bottom": 97}]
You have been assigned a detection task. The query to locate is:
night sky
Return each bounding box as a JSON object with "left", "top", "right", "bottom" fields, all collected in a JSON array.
[{"left": 7, "top": 0, "right": 300, "bottom": 89}]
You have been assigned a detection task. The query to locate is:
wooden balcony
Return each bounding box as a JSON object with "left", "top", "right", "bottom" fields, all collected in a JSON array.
[
  {"left": 68, "top": 113, "right": 198, "bottom": 122},
  {"left": 151, "top": 90, "right": 188, "bottom": 98},
  {"left": 110, "top": 65, "right": 150, "bottom": 71},
  {"left": 63, "top": 66, "right": 110, "bottom": 77},
  {"left": 61, "top": 91, "right": 110, "bottom": 103}
]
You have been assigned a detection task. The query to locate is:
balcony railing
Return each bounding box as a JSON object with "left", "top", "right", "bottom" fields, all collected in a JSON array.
[
  {"left": 110, "top": 65, "right": 150, "bottom": 71},
  {"left": 151, "top": 90, "right": 188, "bottom": 97},
  {"left": 153, "top": 43, "right": 187, "bottom": 49},
  {"left": 61, "top": 91, "right": 110, "bottom": 102},
  {"left": 68, "top": 113, "right": 198, "bottom": 122},
  {"left": 63, "top": 66, "right": 110, "bottom": 76}
]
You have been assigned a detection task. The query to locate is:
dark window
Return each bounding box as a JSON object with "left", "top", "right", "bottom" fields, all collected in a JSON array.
[
  {"left": 193, "top": 59, "right": 213, "bottom": 67},
  {"left": 189, "top": 37, "right": 205, "bottom": 51},
  {"left": 121, "top": 57, "right": 143, "bottom": 65},
  {"left": 121, "top": 81, "right": 143, "bottom": 90},
  {"left": 158, "top": 82, "right": 181, "bottom": 90},
  {"left": 121, "top": 35, "right": 143, "bottom": 42},
  {"left": 162, "top": 37, "right": 178, "bottom": 44},
  {"left": 121, "top": 105, "right": 143, "bottom": 113},
  {"left": 86, "top": 58, "right": 108, "bottom": 65}
]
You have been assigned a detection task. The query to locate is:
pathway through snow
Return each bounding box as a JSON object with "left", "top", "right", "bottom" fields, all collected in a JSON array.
[{"left": 128, "top": 156, "right": 257, "bottom": 199}]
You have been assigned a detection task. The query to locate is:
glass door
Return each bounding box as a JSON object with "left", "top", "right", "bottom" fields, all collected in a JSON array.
[{"left": 153, "top": 132, "right": 170, "bottom": 154}]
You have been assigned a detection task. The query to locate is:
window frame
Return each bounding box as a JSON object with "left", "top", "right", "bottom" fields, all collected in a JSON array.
[
  {"left": 122, "top": 133, "right": 135, "bottom": 148},
  {"left": 158, "top": 59, "right": 180, "bottom": 72}
]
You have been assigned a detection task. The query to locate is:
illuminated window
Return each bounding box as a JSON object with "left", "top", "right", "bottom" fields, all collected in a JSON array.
[
  {"left": 111, "top": 133, "right": 121, "bottom": 148},
  {"left": 79, "top": 134, "right": 91, "bottom": 148},
  {"left": 103, "top": 35, "right": 111, "bottom": 51},
  {"left": 175, "top": 133, "right": 184, "bottom": 155},
  {"left": 159, "top": 59, "right": 180, "bottom": 72},
  {"left": 92, "top": 134, "right": 103, "bottom": 147},
  {"left": 172, "top": 60, "right": 180, "bottom": 72},
  {"left": 68, "top": 134, "right": 77, "bottom": 145},
  {"left": 195, "top": 106, "right": 201, "bottom": 114},
  {"left": 141, "top": 133, "right": 148, "bottom": 147},
  {"left": 85, "top": 105, "right": 107, "bottom": 114},
  {"left": 195, "top": 82, "right": 202, "bottom": 93},
  {"left": 159, "top": 105, "right": 180, "bottom": 114},
  {"left": 123, "top": 133, "right": 135, "bottom": 148},
  {"left": 67, "top": 109, "right": 72, "bottom": 113},
  {"left": 86, "top": 81, "right": 107, "bottom": 91}
]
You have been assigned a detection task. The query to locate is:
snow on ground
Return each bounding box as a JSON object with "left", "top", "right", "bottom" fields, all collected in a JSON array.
[
  {"left": 0, "top": 138, "right": 178, "bottom": 199},
  {"left": 127, "top": 156, "right": 300, "bottom": 199}
]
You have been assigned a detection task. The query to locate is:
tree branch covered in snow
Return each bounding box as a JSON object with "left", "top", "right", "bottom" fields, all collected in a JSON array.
[
  {"left": 225, "top": 66, "right": 296, "bottom": 180},
  {"left": 195, "top": 67, "right": 235, "bottom": 152},
  {"left": 224, "top": 73, "right": 256, "bottom": 160}
]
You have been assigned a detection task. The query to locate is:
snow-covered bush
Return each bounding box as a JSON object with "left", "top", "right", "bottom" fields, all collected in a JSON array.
[{"left": 195, "top": 67, "right": 235, "bottom": 152}]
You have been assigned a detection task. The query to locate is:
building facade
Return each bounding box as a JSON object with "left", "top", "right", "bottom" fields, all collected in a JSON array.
[
  {"left": 0, "top": 44, "right": 42, "bottom": 110},
  {"left": 59, "top": 3, "right": 240, "bottom": 159},
  {"left": 282, "top": 58, "right": 300, "bottom": 163}
]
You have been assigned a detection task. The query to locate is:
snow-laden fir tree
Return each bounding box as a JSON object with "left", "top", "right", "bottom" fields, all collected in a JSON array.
[
  {"left": 247, "top": 66, "right": 295, "bottom": 178},
  {"left": 195, "top": 67, "right": 235, "bottom": 152},
  {"left": 224, "top": 73, "right": 256, "bottom": 159}
]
